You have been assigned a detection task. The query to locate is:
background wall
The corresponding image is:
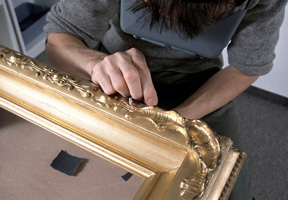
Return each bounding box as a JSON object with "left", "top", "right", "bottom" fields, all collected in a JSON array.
[{"left": 223, "top": 4, "right": 288, "bottom": 98}]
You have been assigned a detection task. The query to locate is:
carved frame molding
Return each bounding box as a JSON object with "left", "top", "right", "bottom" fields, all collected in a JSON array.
[{"left": 0, "top": 45, "right": 246, "bottom": 200}]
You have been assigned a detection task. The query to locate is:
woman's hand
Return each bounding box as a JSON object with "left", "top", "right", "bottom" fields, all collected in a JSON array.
[{"left": 90, "top": 48, "right": 158, "bottom": 106}]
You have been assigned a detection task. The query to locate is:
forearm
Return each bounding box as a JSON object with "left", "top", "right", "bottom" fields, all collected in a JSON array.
[
  {"left": 45, "top": 33, "right": 107, "bottom": 80},
  {"left": 174, "top": 66, "right": 259, "bottom": 119}
]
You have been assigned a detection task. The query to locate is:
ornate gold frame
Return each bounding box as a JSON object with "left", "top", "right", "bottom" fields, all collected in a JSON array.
[{"left": 0, "top": 45, "right": 245, "bottom": 200}]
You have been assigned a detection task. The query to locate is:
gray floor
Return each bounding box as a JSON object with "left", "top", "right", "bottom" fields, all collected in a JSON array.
[
  {"left": 235, "top": 88, "right": 288, "bottom": 200},
  {"left": 35, "top": 52, "right": 288, "bottom": 199}
]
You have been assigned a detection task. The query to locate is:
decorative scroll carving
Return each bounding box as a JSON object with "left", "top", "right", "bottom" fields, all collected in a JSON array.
[
  {"left": 180, "top": 162, "right": 208, "bottom": 199},
  {"left": 121, "top": 104, "right": 221, "bottom": 199},
  {"left": 0, "top": 47, "right": 222, "bottom": 199},
  {"left": 0, "top": 48, "right": 116, "bottom": 108},
  {"left": 179, "top": 120, "right": 221, "bottom": 199},
  {"left": 0, "top": 49, "right": 94, "bottom": 96}
]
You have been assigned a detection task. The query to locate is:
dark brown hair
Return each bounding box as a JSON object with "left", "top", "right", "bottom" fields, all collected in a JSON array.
[{"left": 131, "top": 0, "right": 245, "bottom": 39}]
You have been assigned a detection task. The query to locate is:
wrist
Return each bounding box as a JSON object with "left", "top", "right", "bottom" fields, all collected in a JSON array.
[{"left": 81, "top": 52, "right": 107, "bottom": 78}]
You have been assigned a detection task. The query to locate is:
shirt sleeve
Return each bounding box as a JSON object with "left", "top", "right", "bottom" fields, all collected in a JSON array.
[
  {"left": 228, "top": 0, "right": 287, "bottom": 76},
  {"left": 44, "top": 0, "right": 119, "bottom": 49}
]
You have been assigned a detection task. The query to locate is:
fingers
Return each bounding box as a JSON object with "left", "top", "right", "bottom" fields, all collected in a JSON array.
[
  {"left": 91, "top": 48, "right": 158, "bottom": 106},
  {"left": 141, "top": 71, "right": 158, "bottom": 106},
  {"left": 125, "top": 48, "right": 158, "bottom": 105},
  {"left": 114, "top": 51, "right": 143, "bottom": 99},
  {"left": 92, "top": 54, "right": 130, "bottom": 97},
  {"left": 91, "top": 60, "right": 117, "bottom": 95}
]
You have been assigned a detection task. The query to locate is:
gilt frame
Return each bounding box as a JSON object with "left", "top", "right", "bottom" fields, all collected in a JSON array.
[{"left": 0, "top": 45, "right": 245, "bottom": 200}]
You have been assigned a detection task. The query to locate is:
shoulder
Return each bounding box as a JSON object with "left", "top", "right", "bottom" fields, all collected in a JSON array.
[
  {"left": 246, "top": 0, "right": 287, "bottom": 13},
  {"left": 227, "top": 0, "right": 287, "bottom": 76}
]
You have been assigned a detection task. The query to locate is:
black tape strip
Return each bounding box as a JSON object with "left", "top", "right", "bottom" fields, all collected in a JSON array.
[
  {"left": 122, "top": 172, "right": 133, "bottom": 181},
  {"left": 50, "top": 150, "right": 84, "bottom": 176}
]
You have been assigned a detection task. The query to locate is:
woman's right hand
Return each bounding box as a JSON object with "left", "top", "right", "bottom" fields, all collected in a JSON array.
[{"left": 90, "top": 48, "right": 158, "bottom": 106}]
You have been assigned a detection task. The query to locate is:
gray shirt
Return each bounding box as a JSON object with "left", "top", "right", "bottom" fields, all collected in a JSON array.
[{"left": 44, "top": 0, "right": 287, "bottom": 76}]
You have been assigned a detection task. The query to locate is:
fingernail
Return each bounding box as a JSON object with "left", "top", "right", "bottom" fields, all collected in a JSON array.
[{"left": 147, "top": 98, "right": 157, "bottom": 106}]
